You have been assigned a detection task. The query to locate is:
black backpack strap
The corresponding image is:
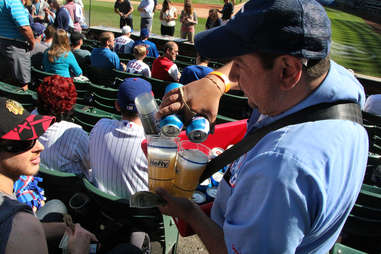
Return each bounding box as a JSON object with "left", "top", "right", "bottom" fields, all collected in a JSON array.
[{"left": 199, "top": 101, "right": 362, "bottom": 183}]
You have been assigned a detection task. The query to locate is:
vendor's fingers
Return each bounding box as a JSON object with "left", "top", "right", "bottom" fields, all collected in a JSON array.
[
  {"left": 160, "top": 90, "right": 182, "bottom": 108},
  {"left": 158, "top": 101, "right": 183, "bottom": 117}
]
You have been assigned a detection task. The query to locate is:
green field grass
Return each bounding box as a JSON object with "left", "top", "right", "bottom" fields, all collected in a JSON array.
[{"left": 83, "top": 1, "right": 381, "bottom": 77}]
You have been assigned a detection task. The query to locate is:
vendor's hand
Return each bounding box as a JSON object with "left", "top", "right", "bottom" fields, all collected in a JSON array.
[
  {"left": 67, "top": 224, "right": 98, "bottom": 254},
  {"left": 156, "top": 188, "right": 199, "bottom": 220},
  {"left": 158, "top": 77, "right": 224, "bottom": 124}
]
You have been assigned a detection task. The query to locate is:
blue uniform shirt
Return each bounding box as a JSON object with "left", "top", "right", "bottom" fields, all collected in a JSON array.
[
  {"left": 133, "top": 39, "right": 159, "bottom": 58},
  {"left": 90, "top": 47, "right": 123, "bottom": 71},
  {"left": 211, "top": 61, "right": 369, "bottom": 254}
]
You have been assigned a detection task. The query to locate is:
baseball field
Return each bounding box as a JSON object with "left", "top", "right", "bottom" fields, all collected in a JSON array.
[{"left": 83, "top": 0, "right": 381, "bottom": 77}]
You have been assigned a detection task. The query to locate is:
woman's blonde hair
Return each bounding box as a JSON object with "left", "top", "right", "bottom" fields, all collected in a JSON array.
[
  {"left": 184, "top": 1, "right": 193, "bottom": 15},
  {"left": 47, "top": 29, "right": 70, "bottom": 63}
]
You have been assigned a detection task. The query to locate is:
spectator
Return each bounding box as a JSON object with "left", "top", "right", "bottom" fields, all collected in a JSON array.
[
  {"left": 0, "top": 97, "right": 97, "bottom": 254},
  {"left": 114, "top": 0, "right": 134, "bottom": 30},
  {"left": 159, "top": 0, "right": 177, "bottom": 37},
  {"left": 364, "top": 94, "right": 381, "bottom": 116},
  {"left": 152, "top": 41, "right": 180, "bottom": 81},
  {"left": 64, "top": 0, "right": 82, "bottom": 32},
  {"left": 180, "top": 1, "right": 197, "bottom": 43},
  {"left": 133, "top": 28, "right": 159, "bottom": 58},
  {"left": 205, "top": 8, "right": 222, "bottom": 30},
  {"left": 41, "top": 24, "right": 56, "bottom": 47},
  {"left": 218, "top": 0, "right": 233, "bottom": 24},
  {"left": 126, "top": 45, "right": 151, "bottom": 78},
  {"left": 70, "top": 31, "right": 91, "bottom": 70},
  {"left": 90, "top": 31, "right": 126, "bottom": 71},
  {"left": 157, "top": 0, "right": 368, "bottom": 253},
  {"left": 179, "top": 53, "right": 213, "bottom": 84},
  {"left": 42, "top": 29, "right": 82, "bottom": 77},
  {"left": 0, "top": 0, "right": 35, "bottom": 91},
  {"left": 138, "top": 0, "right": 154, "bottom": 32},
  {"left": 30, "top": 22, "right": 49, "bottom": 69},
  {"left": 30, "top": 0, "right": 50, "bottom": 23},
  {"left": 89, "top": 78, "right": 151, "bottom": 198},
  {"left": 32, "top": 75, "right": 90, "bottom": 176},
  {"left": 114, "top": 25, "right": 135, "bottom": 55},
  {"left": 49, "top": 0, "right": 71, "bottom": 32}
]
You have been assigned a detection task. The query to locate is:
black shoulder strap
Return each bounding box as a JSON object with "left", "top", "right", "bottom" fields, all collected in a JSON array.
[{"left": 199, "top": 101, "right": 362, "bottom": 183}]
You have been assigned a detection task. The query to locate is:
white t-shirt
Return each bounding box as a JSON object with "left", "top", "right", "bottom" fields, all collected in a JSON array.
[
  {"left": 126, "top": 59, "right": 151, "bottom": 77},
  {"left": 138, "top": 0, "right": 154, "bottom": 18},
  {"left": 161, "top": 6, "right": 177, "bottom": 27}
]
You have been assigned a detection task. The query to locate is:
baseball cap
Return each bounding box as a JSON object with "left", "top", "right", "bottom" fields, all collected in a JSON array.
[
  {"left": 0, "top": 97, "right": 55, "bottom": 141},
  {"left": 118, "top": 78, "right": 152, "bottom": 112},
  {"left": 70, "top": 31, "right": 85, "bottom": 45},
  {"left": 140, "top": 28, "right": 150, "bottom": 39},
  {"left": 122, "top": 25, "right": 132, "bottom": 34},
  {"left": 195, "top": 0, "right": 331, "bottom": 60},
  {"left": 31, "top": 23, "right": 46, "bottom": 37}
]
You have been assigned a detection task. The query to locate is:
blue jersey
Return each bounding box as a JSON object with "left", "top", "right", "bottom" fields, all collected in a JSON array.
[
  {"left": 133, "top": 39, "right": 159, "bottom": 58},
  {"left": 211, "top": 61, "right": 369, "bottom": 254},
  {"left": 179, "top": 65, "right": 213, "bottom": 85}
]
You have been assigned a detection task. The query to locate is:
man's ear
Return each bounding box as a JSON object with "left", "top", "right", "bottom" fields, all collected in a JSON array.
[
  {"left": 115, "top": 100, "right": 121, "bottom": 112},
  {"left": 276, "top": 55, "right": 303, "bottom": 91}
]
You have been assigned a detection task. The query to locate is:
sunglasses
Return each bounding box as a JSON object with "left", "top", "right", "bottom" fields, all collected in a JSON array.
[{"left": 0, "top": 139, "right": 37, "bottom": 154}]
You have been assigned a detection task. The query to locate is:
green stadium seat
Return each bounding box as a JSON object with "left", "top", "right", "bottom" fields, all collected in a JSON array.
[
  {"left": 112, "top": 69, "right": 143, "bottom": 81},
  {"left": 144, "top": 77, "right": 171, "bottom": 99},
  {"left": 89, "top": 82, "right": 118, "bottom": 99},
  {"left": 73, "top": 104, "right": 120, "bottom": 127},
  {"left": 87, "top": 66, "right": 115, "bottom": 87},
  {"left": 80, "top": 178, "right": 179, "bottom": 254},
  {"left": 215, "top": 114, "right": 238, "bottom": 124},
  {"left": 176, "top": 54, "right": 196, "bottom": 65},
  {"left": 0, "top": 81, "right": 37, "bottom": 111},
  {"left": 330, "top": 243, "right": 367, "bottom": 254},
  {"left": 38, "top": 164, "right": 84, "bottom": 205},
  {"left": 31, "top": 67, "right": 55, "bottom": 83},
  {"left": 219, "top": 93, "right": 251, "bottom": 120}
]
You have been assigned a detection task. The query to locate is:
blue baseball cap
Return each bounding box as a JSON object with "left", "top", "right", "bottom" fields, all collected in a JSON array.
[
  {"left": 140, "top": 28, "right": 150, "bottom": 39},
  {"left": 118, "top": 78, "right": 152, "bottom": 112},
  {"left": 195, "top": 0, "right": 331, "bottom": 60},
  {"left": 31, "top": 22, "right": 46, "bottom": 37}
]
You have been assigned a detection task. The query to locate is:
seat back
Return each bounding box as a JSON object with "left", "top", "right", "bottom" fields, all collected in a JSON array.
[
  {"left": 219, "top": 93, "right": 251, "bottom": 120},
  {"left": 330, "top": 243, "right": 367, "bottom": 254},
  {"left": 0, "top": 81, "right": 37, "bottom": 111},
  {"left": 80, "top": 178, "right": 178, "bottom": 254},
  {"left": 144, "top": 77, "right": 171, "bottom": 99},
  {"left": 87, "top": 66, "right": 115, "bottom": 87},
  {"left": 73, "top": 104, "right": 120, "bottom": 128}
]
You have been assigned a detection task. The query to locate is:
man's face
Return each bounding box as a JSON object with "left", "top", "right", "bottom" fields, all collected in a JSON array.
[
  {"left": 229, "top": 53, "right": 280, "bottom": 114},
  {"left": 167, "top": 45, "right": 179, "bottom": 61},
  {"left": 108, "top": 35, "right": 115, "bottom": 50},
  {"left": 0, "top": 140, "right": 44, "bottom": 181}
]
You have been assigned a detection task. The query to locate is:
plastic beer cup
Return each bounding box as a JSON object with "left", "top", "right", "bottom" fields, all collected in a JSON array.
[
  {"left": 147, "top": 135, "right": 178, "bottom": 193},
  {"left": 173, "top": 141, "right": 211, "bottom": 199}
]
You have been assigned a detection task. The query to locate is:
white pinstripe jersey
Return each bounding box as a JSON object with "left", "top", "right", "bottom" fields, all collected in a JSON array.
[
  {"left": 32, "top": 109, "right": 90, "bottom": 175},
  {"left": 89, "top": 118, "right": 148, "bottom": 198}
]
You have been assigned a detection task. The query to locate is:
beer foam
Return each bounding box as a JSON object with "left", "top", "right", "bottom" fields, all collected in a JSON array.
[
  {"left": 178, "top": 149, "right": 209, "bottom": 170},
  {"left": 148, "top": 146, "right": 177, "bottom": 160}
]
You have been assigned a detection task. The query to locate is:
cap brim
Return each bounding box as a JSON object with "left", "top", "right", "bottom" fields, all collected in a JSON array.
[
  {"left": 195, "top": 24, "right": 253, "bottom": 59},
  {"left": 1, "top": 114, "right": 55, "bottom": 141}
]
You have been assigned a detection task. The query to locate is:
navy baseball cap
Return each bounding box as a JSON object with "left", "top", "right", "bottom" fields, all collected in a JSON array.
[
  {"left": 195, "top": 0, "right": 331, "bottom": 60},
  {"left": 118, "top": 78, "right": 152, "bottom": 112},
  {"left": 31, "top": 23, "right": 46, "bottom": 37},
  {"left": 140, "top": 28, "right": 150, "bottom": 39}
]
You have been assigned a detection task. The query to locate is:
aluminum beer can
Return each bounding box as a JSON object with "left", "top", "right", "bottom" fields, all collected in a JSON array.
[
  {"left": 165, "top": 82, "right": 183, "bottom": 94},
  {"left": 160, "top": 114, "right": 184, "bottom": 137},
  {"left": 186, "top": 116, "right": 210, "bottom": 143},
  {"left": 211, "top": 147, "right": 224, "bottom": 159},
  {"left": 192, "top": 191, "right": 207, "bottom": 205},
  {"left": 211, "top": 170, "right": 224, "bottom": 187}
]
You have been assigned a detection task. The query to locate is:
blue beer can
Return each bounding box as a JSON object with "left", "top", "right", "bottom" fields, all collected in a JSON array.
[
  {"left": 186, "top": 116, "right": 210, "bottom": 143},
  {"left": 210, "top": 170, "right": 224, "bottom": 187},
  {"left": 192, "top": 191, "right": 207, "bottom": 205},
  {"left": 160, "top": 114, "right": 184, "bottom": 137},
  {"left": 206, "top": 186, "right": 218, "bottom": 202},
  {"left": 165, "top": 82, "right": 183, "bottom": 94}
]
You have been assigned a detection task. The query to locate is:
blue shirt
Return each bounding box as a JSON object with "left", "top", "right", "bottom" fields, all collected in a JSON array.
[
  {"left": 54, "top": 7, "right": 70, "bottom": 31},
  {"left": 90, "top": 47, "right": 123, "bottom": 71},
  {"left": 179, "top": 65, "right": 213, "bottom": 85},
  {"left": 0, "top": 0, "right": 30, "bottom": 40},
  {"left": 133, "top": 39, "right": 159, "bottom": 58},
  {"left": 42, "top": 50, "right": 82, "bottom": 77},
  {"left": 211, "top": 61, "right": 369, "bottom": 254}
]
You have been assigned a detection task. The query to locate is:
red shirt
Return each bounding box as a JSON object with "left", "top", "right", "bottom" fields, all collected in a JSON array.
[{"left": 151, "top": 56, "right": 176, "bottom": 81}]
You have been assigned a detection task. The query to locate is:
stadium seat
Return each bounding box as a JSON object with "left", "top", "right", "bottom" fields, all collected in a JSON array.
[
  {"left": 87, "top": 66, "right": 116, "bottom": 87},
  {"left": 330, "top": 243, "right": 367, "bottom": 254},
  {"left": 0, "top": 81, "right": 37, "bottom": 111},
  {"left": 219, "top": 93, "right": 251, "bottom": 120},
  {"left": 73, "top": 104, "right": 120, "bottom": 131},
  {"left": 37, "top": 164, "right": 84, "bottom": 205},
  {"left": 112, "top": 69, "right": 143, "bottom": 81},
  {"left": 176, "top": 54, "right": 196, "bottom": 65},
  {"left": 78, "top": 178, "right": 179, "bottom": 254},
  {"left": 89, "top": 82, "right": 118, "bottom": 99},
  {"left": 215, "top": 114, "right": 238, "bottom": 124},
  {"left": 31, "top": 67, "right": 55, "bottom": 88},
  {"left": 144, "top": 77, "right": 171, "bottom": 99},
  {"left": 72, "top": 79, "right": 92, "bottom": 105}
]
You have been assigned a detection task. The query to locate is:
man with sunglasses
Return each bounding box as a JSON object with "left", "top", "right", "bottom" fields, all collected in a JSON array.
[{"left": 0, "top": 97, "right": 97, "bottom": 253}]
